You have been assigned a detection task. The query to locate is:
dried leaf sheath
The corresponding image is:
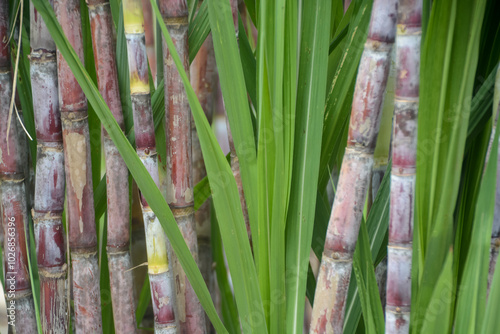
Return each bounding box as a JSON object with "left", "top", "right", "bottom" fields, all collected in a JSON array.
[
  {"left": 0, "top": 2, "right": 38, "bottom": 333},
  {"left": 53, "top": 0, "right": 102, "bottom": 331},
  {"left": 310, "top": 0, "right": 398, "bottom": 332},
  {"left": 30, "top": 1, "right": 68, "bottom": 332},
  {"left": 122, "top": 0, "right": 177, "bottom": 331},
  {"left": 87, "top": 0, "right": 137, "bottom": 331},
  {"left": 385, "top": 1, "right": 421, "bottom": 333},
  {"left": 160, "top": 0, "right": 206, "bottom": 332}
]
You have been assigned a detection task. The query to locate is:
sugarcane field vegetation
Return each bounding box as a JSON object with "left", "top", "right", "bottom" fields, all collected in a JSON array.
[{"left": 0, "top": 0, "right": 499, "bottom": 332}]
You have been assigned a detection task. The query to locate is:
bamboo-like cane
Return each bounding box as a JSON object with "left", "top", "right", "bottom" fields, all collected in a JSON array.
[
  {"left": 53, "top": 0, "right": 103, "bottom": 331},
  {"left": 385, "top": 1, "right": 421, "bottom": 332},
  {"left": 0, "top": 3, "right": 38, "bottom": 332},
  {"left": 159, "top": 0, "right": 206, "bottom": 332},
  {"left": 310, "top": 1, "right": 397, "bottom": 332},
  {"left": 190, "top": 0, "right": 216, "bottom": 327},
  {"left": 30, "top": 2, "right": 68, "bottom": 332},
  {"left": 122, "top": 0, "right": 178, "bottom": 332},
  {"left": 87, "top": 0, "right": 138, "bottom": 331}
]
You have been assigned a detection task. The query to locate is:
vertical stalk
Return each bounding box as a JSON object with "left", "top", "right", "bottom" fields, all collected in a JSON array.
[
  {"left": 53, "top": 0, "right": 102, "bottom": 331},
  {"left": 310, "top": 0, "right": 397, "bottom": 332},
  {"left": 122, "top": 0, "right": 178, "bottom": 332},
  {"left": 87, "top": 0, "right": 137, "bottom": 332},
  {"left": 30, "top": 1, "right": 68, "bottom": 332},
  {"left": 159, "top": 0, "right": 206, "bottom": 332},
  {"left": 385, "top": 1, "right": 421, "bottom": 332},
  {"left": 190, "top": 0, "right": 216, "bottom": 327},
  {"left": 385, "top": 0, "right": 422, "bottom": 334},
  {"left": 0, "top": 2, "right": 37, "bottom": 332}
]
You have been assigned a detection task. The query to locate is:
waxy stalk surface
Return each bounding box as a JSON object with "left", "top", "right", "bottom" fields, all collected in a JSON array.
[
  {"left": 310, "top": 0, "right": 398, "bottom": 332},
  {"left": 123, "top": 0, "right": 178, "bottom": 331},
  {"left": 159, "top": 0, "right": 206, "bottom": 332}
]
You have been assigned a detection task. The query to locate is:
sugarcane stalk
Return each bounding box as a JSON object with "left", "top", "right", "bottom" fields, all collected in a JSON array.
[
  {"left": 371, "top": 48, "right": 396, "bottom": 206},
  {"left": 30, "top": 1, "right": 68, "bottom": 332},
  {"left": 0, "top": 4, "right": 38, "bottom": 332},
  {"left": 385, "top": 1, "right": 421, "bottom": 332},
  {"left": 53, "top": 0, "right": 103, "bottom": 331},
  {"left": 122, "top": 0, "right": 178, "bottom": 332},
  {"left": 310, "top": 1, "right": 397, "bottom": 332},
  {"left": 86, "top": 0, "right": 138, "bottom": 331},
  {"left": 190, "top": 0, "right": 216, "bottom": 326},
  {"left": 159, "top": 0, "right": 206, "bottom": 332}
]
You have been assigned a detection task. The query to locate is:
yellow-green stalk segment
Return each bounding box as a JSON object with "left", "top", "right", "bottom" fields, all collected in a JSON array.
[
  {"left": 310, "top": 0, "right": 398, "bottom": 332},
  {"left": 122, "top": 0, "right": 178, "bottom": 332},
  {"left": 0, "top": 2, "right": 38, "bottom": 332},
  {"left": 53, "top": 0, "right": 103, "bottom": 331},
  {"left": 489, "top": 65, "right": 500, "bottom": 292},
  {"left": 30, "top": 1, "right": 68, "bottom": 332},
  {"left": 159, "top": 0, "right": 206, "bottom": 332},
  {"left": 190, "top": 0, "right": 217, "bottom": 327},
  {"left": 385, "top": 0, "right": 421, "bottom": 332},
  {"left": 87, "top": 0, "right": 138, "bottom": 331}
]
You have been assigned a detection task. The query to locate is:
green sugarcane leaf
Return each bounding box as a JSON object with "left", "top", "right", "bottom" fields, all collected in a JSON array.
[
  {"left": 419, "top": 250, "right": 453, "bottom": 334},
  {"left": 238, "top": 13, "right": 256, "bottom": 107},
  {"left": 455, "top": 59, "right": 500, "bottom": 334},
  {"left": 414, "top": 1, "right": 487, "bottom": 330},
  {"left": 152, "top": 1, "right": 266, "bottom": 333},
  {"left": 135, "top": 274, "right": 151, "bottom": 325},
  {"left": 188, "top": 0, "right": 210, "bottom": 63},
  {"left": 207, "top": 0, "right": 258, "bottom": 242},
  {"left": 284, "top": 0, "right": 330, "bottom": 333},
  {"left": 30, "top": 0, "right": 226, "bottom": 331},
  {"left": 211, "top": 202, "right": 241, "bottom": 333},
  {"left": 352, "top": 219, "right": 385, "bottom": 333}
]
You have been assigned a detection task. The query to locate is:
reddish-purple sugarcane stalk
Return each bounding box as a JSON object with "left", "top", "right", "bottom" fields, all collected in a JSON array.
[
  {"left": 122, "top": 0, "right": 178, "bottom": 332},
  {"left": 30, "top": 2, "right": 68, "bottom": 332},
  {"left": 87, "top": 0, "right": 138, "bottom": 331},
  {"left": 0, "top": 3, "right": 38, "bottom": 332},
  {"left": 159, "top": 0, "right": 206, "bottom": 332},
  {"left": 53, "top": 0, "right": 103, "bottom": 331},
  {"left": 190, "top": 0, "right": 217, "bottom": 322},
  {"left": 310, "top": 1, "right": 397, "bottom": 332},
  {"left": 385, "top": 1, "right": 421, "bottom": 332}
]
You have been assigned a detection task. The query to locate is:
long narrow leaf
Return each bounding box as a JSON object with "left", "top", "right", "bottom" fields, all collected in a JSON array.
[{"left": 30, "top": 0, "right": 226, "bottom": 331}]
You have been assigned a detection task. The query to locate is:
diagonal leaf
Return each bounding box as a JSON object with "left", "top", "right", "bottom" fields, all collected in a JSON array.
[
  {"left": 30, "top": 0, "right": 226, "bottom": 331},
  {"left": 152, "top": 1, "right": 266, "bottom": 333}
]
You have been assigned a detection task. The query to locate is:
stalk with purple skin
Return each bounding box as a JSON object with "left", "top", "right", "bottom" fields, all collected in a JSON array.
[
  {"left": 30, "top": 1, "right": 68, "bottom": 332},
  {"left": 159, "top": 0, "right": 206, "bottom": 332},
  {"left": 53, "top": 0, "right": 103, "bottom": 330},
  {"left": 385, "top": 0, "right": 421, "bottom": 332},
  {"left": 123, "top": 0, "right": 178, "bottom": 331},
  {"left": 0, "top": 2, "right": 38, "bottom": 332},
  {"left": 310, "top": 0, "right": 398, "bottom": 332},
  {"left": 87, "top": 0, "right": 138, "bottom": 331}
]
